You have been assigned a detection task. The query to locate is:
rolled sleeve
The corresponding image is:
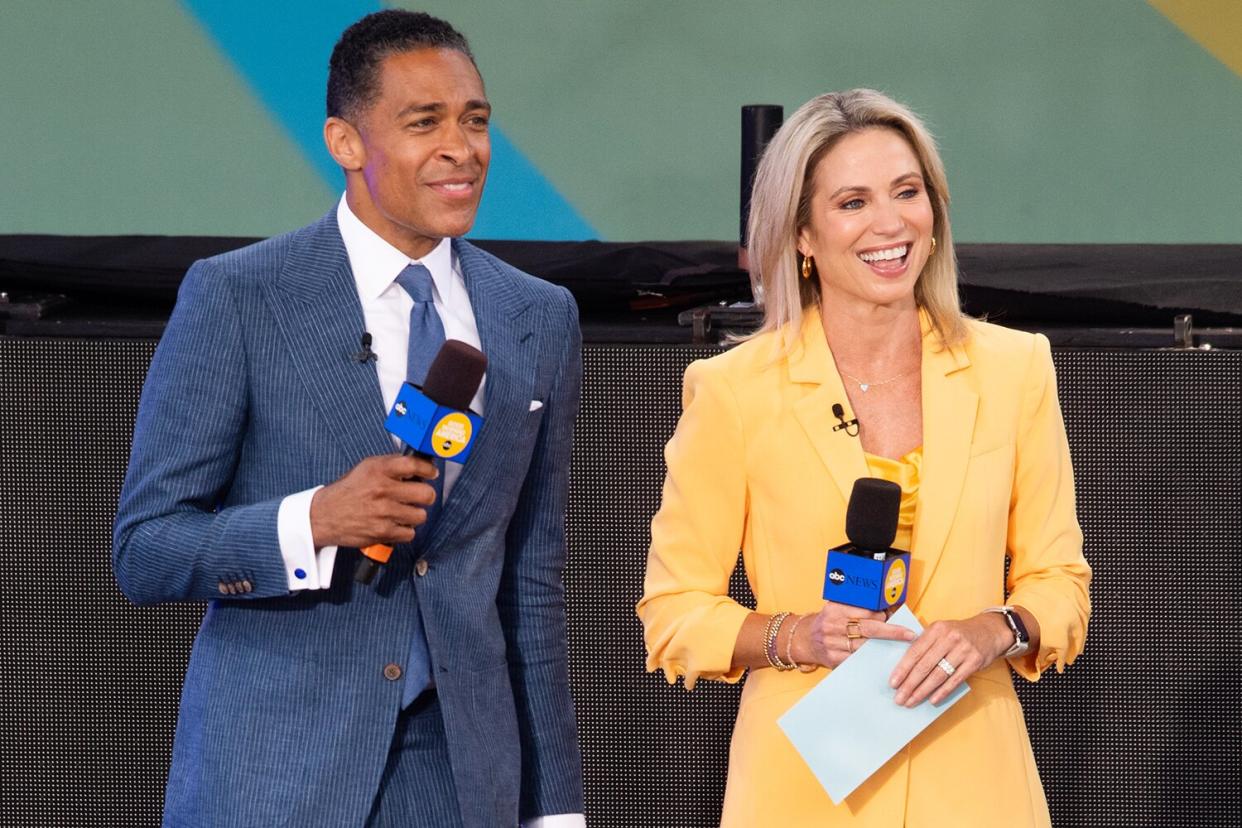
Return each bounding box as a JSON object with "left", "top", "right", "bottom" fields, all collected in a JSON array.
[
  {"left": 1004, "top": 334, "right": 1092, "bottom": 680},
  {"left": 638, "top": 359, "right": 752, "bottom": 691}
]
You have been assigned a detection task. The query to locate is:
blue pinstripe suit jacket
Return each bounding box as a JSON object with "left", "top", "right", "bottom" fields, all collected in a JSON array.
[{"left": 113, "top": 211, "right": 584, "bottom": 827}]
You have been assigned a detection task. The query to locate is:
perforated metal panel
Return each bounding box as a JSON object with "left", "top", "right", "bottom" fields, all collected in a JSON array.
[
  {"left": 0, "top": 340, "right": 194, "bottom": 828},
  {"left": 567, "top": 346, "right": 745, "bottom": 828},
  {"left": 1010, "top": 351, "right": 1242, "bottom": 827},
  {"left": 1, "top": 338, "right": 1239, "bottom": 827}
]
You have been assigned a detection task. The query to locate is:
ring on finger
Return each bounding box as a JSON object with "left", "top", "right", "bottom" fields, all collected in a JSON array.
[
  {"left": 846, "top": 635, "right": 855, "bottom": 653},
  {"left": 845, "top": 620, "right": 864, "bottom": 640},
  {"left": 937, "top": 657, "right": 956, "bottom": 677}
]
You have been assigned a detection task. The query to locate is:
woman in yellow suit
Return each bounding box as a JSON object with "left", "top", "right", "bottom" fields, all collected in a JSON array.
[{"left": 638, "top": 89, "right": 1091, "bottom": 827}]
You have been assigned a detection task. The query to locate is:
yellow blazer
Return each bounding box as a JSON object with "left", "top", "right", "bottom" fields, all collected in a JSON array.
[{"left": 638, "top": 307, "right": 1091, "bottom": 827}]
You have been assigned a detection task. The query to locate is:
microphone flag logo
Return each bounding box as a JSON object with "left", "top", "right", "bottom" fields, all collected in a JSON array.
[
  {"left": 883, "top": 558, "right": 907, "bottom": 605},
  {"left": 431, "top": 412, "right": 473, "bottom": 458}
]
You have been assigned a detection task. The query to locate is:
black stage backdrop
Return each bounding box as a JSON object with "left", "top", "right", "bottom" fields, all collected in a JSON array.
[
  {"left": 4, "top": 238, "right": 1242, "bottom": 338},
  {"left": 1, "top": 336, "right": 1240, "bottom": 826}
]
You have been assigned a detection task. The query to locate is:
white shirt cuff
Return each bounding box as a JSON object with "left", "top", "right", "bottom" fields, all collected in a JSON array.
[
  {"left": 523, "top": 815, "right": 586, "bottom": 828},
  {"left": 277, "top": 486, "right": 338, "bottom": 591}
]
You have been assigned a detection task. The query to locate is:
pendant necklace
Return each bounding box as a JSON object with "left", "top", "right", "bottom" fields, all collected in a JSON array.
[{"left": 839, "top": 365, "right": 919, "bottom": 393}]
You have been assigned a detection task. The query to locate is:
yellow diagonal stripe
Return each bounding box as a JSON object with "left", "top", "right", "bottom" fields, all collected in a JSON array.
[{"left": 1149, "top": 0, "right": 1242, "bottom": 78}]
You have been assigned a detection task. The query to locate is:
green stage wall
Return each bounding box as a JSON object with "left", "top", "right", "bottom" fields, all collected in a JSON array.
[{"left": 3, "top": 0, "right": 1239, "bottom": 242}]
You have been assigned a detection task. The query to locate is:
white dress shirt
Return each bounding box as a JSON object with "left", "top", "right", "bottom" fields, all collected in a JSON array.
[
  {"left": 275, "top": 197, "right": 583, "bottom": 828},
  {"left": 277, "top": 195, "right": 483, "bottom": 591}
]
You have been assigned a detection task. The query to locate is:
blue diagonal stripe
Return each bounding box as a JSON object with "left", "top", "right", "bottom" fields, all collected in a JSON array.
[{"left": 180, "top": 1, "right": 596, "bottom": 240}]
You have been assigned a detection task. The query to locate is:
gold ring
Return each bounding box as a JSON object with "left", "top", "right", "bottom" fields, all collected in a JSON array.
[{"left": 846, "top": 620, "right": 864, "bottom": 640}]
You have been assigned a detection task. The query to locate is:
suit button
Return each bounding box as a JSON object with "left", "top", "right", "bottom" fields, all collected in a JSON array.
[
  {"left": 383, "top": 663, "right": 402, "bottom": 681},
  {"left": 415, "top": 558, "right": 429, "bottom": 577}
]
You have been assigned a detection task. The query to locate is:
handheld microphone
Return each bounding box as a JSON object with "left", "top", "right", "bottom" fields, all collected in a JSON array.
[
  {"left": 355, "top": 332, "right": 377, "bottom": 363},
  {"left": 822, "top": 478, "right": 911, "bottom": 610},
  {"left": 355, "top": 340, "right": 487, "bottom": 585},
  {"left": 831, "top": 403, "right": 859, "bottom": 437}
]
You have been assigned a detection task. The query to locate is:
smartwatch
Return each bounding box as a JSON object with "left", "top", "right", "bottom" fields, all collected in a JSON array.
[{"left": 985, "top": 606, "right": 1030, "bottom": 658}]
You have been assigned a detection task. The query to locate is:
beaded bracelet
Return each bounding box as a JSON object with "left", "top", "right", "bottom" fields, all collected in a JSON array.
[
  {"left": 784, "top": 614, "right": 817, "bottom": 673},
  {"left": 764, "top": 611, "right": 795, "bottom": 671}
]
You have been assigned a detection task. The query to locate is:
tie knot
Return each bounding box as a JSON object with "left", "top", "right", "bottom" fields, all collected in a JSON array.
[{"left": 395, "top": 263, "right": 435, "bottom": 304}]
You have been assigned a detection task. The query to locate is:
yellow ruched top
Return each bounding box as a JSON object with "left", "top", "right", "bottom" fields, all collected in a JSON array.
[{"left": 863, "top": 447, "right": 922, "bottom": 551}]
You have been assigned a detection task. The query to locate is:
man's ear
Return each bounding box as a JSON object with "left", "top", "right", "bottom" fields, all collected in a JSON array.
[{"left": 324, "top": 117, "right": 364, "bottom": 171}]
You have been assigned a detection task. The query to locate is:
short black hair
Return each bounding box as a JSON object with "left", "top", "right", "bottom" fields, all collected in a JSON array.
[{"left": 327, "top": 10, "right": 476, "bottom": 121}]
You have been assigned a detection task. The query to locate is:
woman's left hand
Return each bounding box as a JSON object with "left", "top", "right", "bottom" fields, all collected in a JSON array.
[{"left": 888, "top": 613, "right": 1011, "bottom": 707}]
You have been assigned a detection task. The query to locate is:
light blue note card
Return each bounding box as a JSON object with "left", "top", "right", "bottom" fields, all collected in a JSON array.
[{"left": 777, "top": 605, "right": 970, "bottom": 804}]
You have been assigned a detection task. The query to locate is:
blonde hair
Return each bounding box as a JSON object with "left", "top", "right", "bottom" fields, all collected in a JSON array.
[{"left": 744, "top": 88, "right": 967, "bottom": 351}]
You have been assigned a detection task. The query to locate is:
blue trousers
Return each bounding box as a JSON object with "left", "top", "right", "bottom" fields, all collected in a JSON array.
[{"left": 365, "top": 693, "right": 463, "bottom": 827}]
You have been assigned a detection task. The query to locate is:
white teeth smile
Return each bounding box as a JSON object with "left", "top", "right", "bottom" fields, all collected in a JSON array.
[
  {"left": 438, "top": 182, "right": 470, "bottom": 191},
  {"left": 858, "top": 245, "right": 908, "bottom": 263}
]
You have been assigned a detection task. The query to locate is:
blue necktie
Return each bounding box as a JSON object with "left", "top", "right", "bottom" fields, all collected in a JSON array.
[
  {"left": 394, "top": 263, "right": 444, "bottom": 706},
  {"left": 396, "top": 263, "right": 447, "bottom": 388}
]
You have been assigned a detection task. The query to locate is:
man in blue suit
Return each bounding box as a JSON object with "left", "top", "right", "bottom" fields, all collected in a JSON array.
[{"left": 113, "top": 11, "right": 584, "bottom": 827}]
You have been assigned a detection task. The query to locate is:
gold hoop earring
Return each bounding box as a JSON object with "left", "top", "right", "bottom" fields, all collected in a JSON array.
[
  {"left": 801, "top": 256, "right": 813, "bottom": 280},
  {"left": 930, "top": 237, "right": 937, "bottom": 256}
]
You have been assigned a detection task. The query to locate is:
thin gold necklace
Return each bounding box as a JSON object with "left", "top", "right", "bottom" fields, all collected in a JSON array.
[{"left": 839, "top": 365, "right": 919, "bottom": 393}]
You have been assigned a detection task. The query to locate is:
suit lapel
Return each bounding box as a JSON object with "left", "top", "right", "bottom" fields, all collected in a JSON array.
[
  {"left": 424, "top": 239, "right": 535, "bottom": 553},
  {"left": 789, "top": 308, "right": 870, "bottom": 505},
  {"left": 908, "top": 315, "right": 977, "bottom": 607},
  {"left": 262, "top": 212, "right": 392, "bottom": 464}
]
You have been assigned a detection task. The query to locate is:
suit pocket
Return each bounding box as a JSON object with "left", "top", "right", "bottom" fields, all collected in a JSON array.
[
  {"left": 496, "top": 408, "right": 546, "bottom": 489},
  {"left": 522, "top": 405, "right": 545, "bottom": 435}
]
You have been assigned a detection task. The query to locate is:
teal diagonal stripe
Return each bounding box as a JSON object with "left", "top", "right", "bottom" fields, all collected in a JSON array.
[{"left": 180, "top": 0, "right": 595, "bottom": 240}]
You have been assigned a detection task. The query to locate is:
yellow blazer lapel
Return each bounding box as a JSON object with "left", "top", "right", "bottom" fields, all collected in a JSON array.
[
  {"left": 909, "top": 312, "right": 977, "bottom": 607},
  {"left": 789, "top": 308, "right": 869, "bottom": 505}
]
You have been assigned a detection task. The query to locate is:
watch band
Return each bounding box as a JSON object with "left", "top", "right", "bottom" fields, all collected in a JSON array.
[{"left": 984, "top": 606, "right": 1030, "bottom": 658}]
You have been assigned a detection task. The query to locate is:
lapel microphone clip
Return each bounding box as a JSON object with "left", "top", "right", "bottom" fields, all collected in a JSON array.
[
  {"left": 832, "top": 403, "right": 860, "bottom": 437},
  {"left": 355, "top": 332, "right": 377, "bottom": 364}
]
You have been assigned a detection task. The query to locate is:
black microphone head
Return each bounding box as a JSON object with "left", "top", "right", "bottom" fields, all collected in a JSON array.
[
  {"left": 831, "top": 402, "right": 845, "bottom": 418},
  {"left": 422, "top": 340, "right": 487, "bottom": 411},
  {"left": 845, "top": 477, "right": 901, "bottom": 551}
]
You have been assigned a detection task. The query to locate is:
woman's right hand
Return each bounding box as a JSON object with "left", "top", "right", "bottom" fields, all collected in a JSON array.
[{"left": 791, "top": 601, "right": 917, "bottom": 669}]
